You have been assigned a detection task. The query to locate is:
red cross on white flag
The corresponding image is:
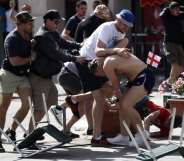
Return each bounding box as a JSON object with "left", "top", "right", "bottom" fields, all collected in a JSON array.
[{"left": 146, "top": 51, "right": 161, "bottom": 68}]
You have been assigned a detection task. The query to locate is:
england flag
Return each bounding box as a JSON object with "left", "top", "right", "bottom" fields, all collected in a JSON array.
[{"left": 146, "top": 51, "right": 161, "bottom": 68}]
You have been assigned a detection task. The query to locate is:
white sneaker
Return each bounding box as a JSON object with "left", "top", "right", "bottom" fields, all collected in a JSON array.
[
  {"left": 50, "top": 105, "right": 64, "bottom": 126},
  {"left": 107, "top": 134, "right": 129, "bottom": 145},
  {"left": 129, "top": 130, "right": 149, "bottom": 147}
]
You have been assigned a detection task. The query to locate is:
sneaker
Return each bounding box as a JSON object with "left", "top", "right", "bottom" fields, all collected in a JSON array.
[
  {"left": 5, "top": 129, "right": 16, "bottom": 142},
  {"left": 91, "top": 137, "right": 112, "bottom": 147},
  {"left": 65, "top": 95, "right": 80, "bottom": 118},
  {"left": 129, "top": 130, "right": 149, "bottom": 147},
  {"left": 50, "top": 105, "right": 64, "bottom": 126},
  {"left": 0, "top": 141, "right": 5, "bottom": 153},
  {"left": 107, "top": 134, "right": 130, "bottom": 145}
]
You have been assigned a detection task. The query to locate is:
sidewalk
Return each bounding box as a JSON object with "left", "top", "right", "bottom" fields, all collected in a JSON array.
[{"left": 0, "top": 85, "right": 184, "bottom": 161}]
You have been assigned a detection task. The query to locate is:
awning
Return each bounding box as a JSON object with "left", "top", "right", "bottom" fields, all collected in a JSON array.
[{"left": 140, "top": 0, "right": 168, "bottom": 7}]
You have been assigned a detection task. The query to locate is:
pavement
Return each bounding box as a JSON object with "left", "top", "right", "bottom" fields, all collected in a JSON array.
[{"left": 0, "top": 83, "right": 184, "bottom": 161}]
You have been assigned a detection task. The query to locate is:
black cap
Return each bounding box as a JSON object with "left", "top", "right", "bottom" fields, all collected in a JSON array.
[
  {"left": 169, "top": 1, "right": 180, "bottom": 9},
  {"left": 15, "top": 11, "right": 35, "bottom": 24},
  {"left": 43, "top": 9, "right": 65, "bottom": 21}
]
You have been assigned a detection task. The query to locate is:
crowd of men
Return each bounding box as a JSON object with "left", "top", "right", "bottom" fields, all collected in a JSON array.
[{"left": 0, "top": 0, "right": 183, "bottom": 153}]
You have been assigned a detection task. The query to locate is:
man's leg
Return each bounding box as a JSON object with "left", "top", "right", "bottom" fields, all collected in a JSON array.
[
  {"left": 59, "top": 70, "right": 93, "bottom": 134},
  {"left": 28, "top": 74, "right": 53, "bottom": 132},
  {"left": 120, "top": 85, "right": 147, "bottom": 132},
  {"left": 0, "top": 93, "right": 12, "bottom": 152},
  {"left": 46, "top": 82, "right": 58, "bottom": 110},
  {"left": 70, "top": 92, "right": 92, "bottom": 102},
  {"left": 0, "top": 93, "right": 12, "bottom": 133},
  {"left": 84, "top": 97, "right": 93, "bottom": 133},
  {"left": 92, "top": 88, "right": 105, "bottom": 139},
  {"left": 68, "top": 93, "right": 93, "bottom": 130},
  {"left": 10, "top": 87, "right": 31, "bottom": 131}
]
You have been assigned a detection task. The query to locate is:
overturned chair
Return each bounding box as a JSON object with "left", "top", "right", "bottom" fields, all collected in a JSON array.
[
  {"left": 123, "top": 107, "right": 184, "bottom": 161},
  {"left": 0, "top": 94, "right": 71, "bottom": 158}
]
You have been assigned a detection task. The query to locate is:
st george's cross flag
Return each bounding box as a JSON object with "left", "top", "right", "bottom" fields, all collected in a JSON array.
[{"left": 146, "top": 51, "right": 161, "bottom": 68}]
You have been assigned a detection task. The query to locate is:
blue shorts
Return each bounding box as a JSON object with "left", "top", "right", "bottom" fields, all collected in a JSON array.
[{"left": 126, "top": 68, "right": 155, "bottom": 94}]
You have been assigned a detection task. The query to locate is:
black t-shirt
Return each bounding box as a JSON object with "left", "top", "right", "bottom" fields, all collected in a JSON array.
[
  {"left": 2, "top": 30, "right": 31, "bottom": 76},
  {"left": 160, "top": 7, "right": 184, "bottom": 44},
  {"left": 75, "top": 14, "right": 106, "bottom": 43},
  {"left": 65, "top": 15, "right": 81, "bottom": 38},
  {"left": 4, "top": 30, "right": 31, "bottom": 58}
]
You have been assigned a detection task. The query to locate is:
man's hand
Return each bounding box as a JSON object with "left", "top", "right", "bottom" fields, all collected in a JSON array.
[
  {"left": 75, "top": 56, "right": 86, "bottom": 64},
  {"left": 115, "top": 48, "right": 131, "bottom": 58}
]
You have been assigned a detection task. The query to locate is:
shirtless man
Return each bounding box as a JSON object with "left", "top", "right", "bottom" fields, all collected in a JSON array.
[{"left": 89, "top": 54, "right": 155, "bottom": 146}]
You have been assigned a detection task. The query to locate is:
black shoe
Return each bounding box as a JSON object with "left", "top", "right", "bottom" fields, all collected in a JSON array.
[
  {"left": 87, "top": 129, "right": 93, "bottom": 135},
  {"left": 65, "top": 95, "right": 80, "bottom": 118},
  {"left": 91, "top": 137, "right": 112, "bottom": 147},
  {"left": 0, "top": 141, "right": 5, "bottom": 153},
  {"left": 5, "top": 129, "right": 16, "bottom": 141}
]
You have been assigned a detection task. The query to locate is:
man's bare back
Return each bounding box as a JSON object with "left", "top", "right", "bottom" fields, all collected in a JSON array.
[{"left": 103, "top": 54, "right": 147, "bottom": 81}]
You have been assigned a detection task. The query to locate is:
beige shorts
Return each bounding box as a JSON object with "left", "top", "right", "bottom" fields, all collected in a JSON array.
[
  {"left": 29, "top": 73, "right": 58, "bottom": 112},
  {"left": 0, "top": 69, "right": 31, "bottom": 94}
]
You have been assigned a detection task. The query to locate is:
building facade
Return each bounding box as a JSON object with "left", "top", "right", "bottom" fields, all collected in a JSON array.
[{"left": 17, "top": 0, "right": 131, "bottom": 32}]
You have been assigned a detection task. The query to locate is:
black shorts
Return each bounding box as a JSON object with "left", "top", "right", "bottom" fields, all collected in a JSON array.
[
  {"left": 75, "top": 62, "right": 108, "bottom": 92},
  {"left": 59, "top": 67, "right": 82, "bottom": 95},
  {"left": 126, "top": 68, "right": 155, "bottom": 94}
]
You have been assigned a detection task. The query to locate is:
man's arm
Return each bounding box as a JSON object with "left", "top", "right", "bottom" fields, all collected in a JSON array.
[
  {"left": 115, "top": 37, "right": 128, "bottom": 48},
  {"left": 61, "top": 28, "right": 74, "bottom": 41},
  {"left": 37, "top": 36, "right": 77, "bottom": 63},
  {"left": 103, "top": 58, "right": 121, "bottom": 97},
  {"left": 61, "top": 18, "right": 75, "bottom": 41},
  {"left": 159, "top": 8, "right": 169, "bottom": 24},
  {"left": 59, "top": 36, "right": 81, "bottom": 50},
  {"left": 144, "top": 111, "right": 160, "bottom": 132},
  {"left": 74, "top": 21, "right": 84, "bottom": 43},
  {"left": 95, "top": 38, "right": 131, "bottom": 58}
]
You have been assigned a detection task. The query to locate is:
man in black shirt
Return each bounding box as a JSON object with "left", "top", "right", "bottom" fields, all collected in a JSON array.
[
  {"left": 75, "top": 4, "right": 111, "bottom": 43},
  {"left": 61, "top": 0, "right": 87, "bottom": 41},
  {"left": 27, "top": 10, "right": 85, "bottom": 133},
  {"left": 0, "top": 11, "right": 34, "bottom": 152},
  {"left": 159, "top": 1, "right": 184, "bottom": 92}
]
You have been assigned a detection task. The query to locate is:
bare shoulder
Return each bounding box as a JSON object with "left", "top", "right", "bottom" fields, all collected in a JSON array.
[
  {"left": 104, "top": 55, "right": 117, "bottom": 64},
  {"left": 103, "top": 55, "right": 119, "bottom": 69}
]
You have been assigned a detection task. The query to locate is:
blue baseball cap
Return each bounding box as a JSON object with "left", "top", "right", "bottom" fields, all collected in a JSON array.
[{"left": 116, "top": 9, "right": 135, "bottom": 27}]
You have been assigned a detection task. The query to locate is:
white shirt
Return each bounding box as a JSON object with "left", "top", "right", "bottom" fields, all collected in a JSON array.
[
  {"left": 80, "top": 21, "right": 126, "bottom": 60},
  {"left": 5, "top": 9, "right": 16, "bottom": 33}
]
